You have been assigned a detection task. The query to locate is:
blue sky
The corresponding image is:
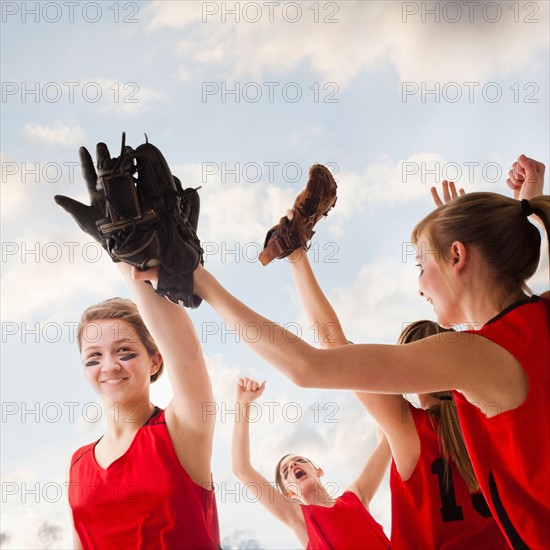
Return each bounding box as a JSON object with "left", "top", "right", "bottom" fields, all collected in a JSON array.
[{"left": 1, "top": 1, "right": 549, "bottom": 548}]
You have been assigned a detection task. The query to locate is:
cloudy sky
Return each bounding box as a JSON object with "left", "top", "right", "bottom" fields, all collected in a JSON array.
[{"left": 1, "top": 1, "right": 548, "bottom": 548}]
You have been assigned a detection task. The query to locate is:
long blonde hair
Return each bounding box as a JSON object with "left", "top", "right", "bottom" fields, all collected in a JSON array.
[{"left": 398, "top": 320, "right": 479, "bottom": 491}]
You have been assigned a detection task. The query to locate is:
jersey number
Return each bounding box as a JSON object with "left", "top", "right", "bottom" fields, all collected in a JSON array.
[{"left": 431, "top": 458, "right": 492, "bottom": 522}]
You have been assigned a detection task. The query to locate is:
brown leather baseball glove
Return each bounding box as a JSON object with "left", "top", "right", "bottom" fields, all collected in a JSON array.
[{"left": 259, "top": 164, "right": 337, "bottom": 265}]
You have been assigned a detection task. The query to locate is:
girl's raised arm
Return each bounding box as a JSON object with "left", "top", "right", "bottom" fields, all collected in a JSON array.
[
  {"left": 121, "top": 264, "right": 215, "bottom": 439},
  {"left": 231, "top": 378, "right": 307, "bottom": 546},
  {"left": 347, "top": 428, "right": 391, "bottom": 508}
]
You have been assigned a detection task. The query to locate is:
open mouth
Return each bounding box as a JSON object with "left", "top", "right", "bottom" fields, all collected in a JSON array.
[{"left": 294, "top": 468, "right": 306, "bottom": 480}]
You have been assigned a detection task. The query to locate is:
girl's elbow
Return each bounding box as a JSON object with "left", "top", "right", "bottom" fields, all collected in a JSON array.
[
  {"left": 291, "top": 370, "right": 310, "bottom": 388},
  {"left": 231, "top": 464, "right": 250, "bottom": 480},
  {"left": 231, "top": 465, "right": 243, "bottom": 479}
]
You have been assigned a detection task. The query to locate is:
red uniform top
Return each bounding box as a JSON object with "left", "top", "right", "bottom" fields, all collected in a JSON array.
[
  {"left": 453, "top": 296, "right": 550, "bottom": 549},
  {"left": 69, "top": 407, "right": 220, "bottom": 549},
  {"left": 390, "top": 404, "right": 509, "bottom": 549},
  {"left": 301, "top": 491, "right": 389, "bottom": 549}
]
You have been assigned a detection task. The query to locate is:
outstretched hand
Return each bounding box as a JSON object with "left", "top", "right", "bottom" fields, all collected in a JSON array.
[
  {"left": 430, "top": 180, "right": 465, "bottom": 207},
  {"left": 236, "top": 377, "right": 266, "bottom": 405},
  {"left": 54, "top": 144, "right": 112, "bottom": 243},
  {"left": 506, "top": 155, "right": 546, "bottom": 200}
]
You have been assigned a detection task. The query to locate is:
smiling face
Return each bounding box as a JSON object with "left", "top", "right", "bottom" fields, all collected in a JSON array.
[
  {"left": 80, "top": 318, "right": 161, "bottom": 404},
  {"left": 276, "top": 455, "right": 323, "bottom": 498},
  {"left": 77, "top": 297, "right": 164, "bottom": 384}
]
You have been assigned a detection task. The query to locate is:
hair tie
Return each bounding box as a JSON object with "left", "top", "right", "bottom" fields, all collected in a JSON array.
[
  {"left": 521, "top": 199, "right": 534, "bottom": 217},
  {"left": 439, "top": 395, "right": 453, "bottom": 401}
]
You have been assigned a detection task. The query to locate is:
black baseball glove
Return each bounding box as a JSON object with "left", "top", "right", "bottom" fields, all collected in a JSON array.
[{"left": 55, "top": 133, "right": 204, "bottom": 308}]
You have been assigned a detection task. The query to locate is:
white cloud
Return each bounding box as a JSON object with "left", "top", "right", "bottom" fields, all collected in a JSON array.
[
  {"left": 0, "top": 151, "right": 125, "bottom": 319},
  {"left": 146, "top": 1, "right": 549, "bottom": 86},
  {"left": 23, "top": 122, "right": 85, "bottom": 148},
  {"left": 329, "top": 256, "right": 434, "bottom": 342},
  {"left": 171, "top": 162, "right": 297, "bottom": 248},
  {"left": 1, "top": 152, "right": 28, "bottom": 217},
  {"left": 325, "top": 153, "right": 448, "bottom": 223},
  {"left": 65, "top": 77, "right": 172, "bottom": 115},
  {"left": 328, "top": 224, "right": 345, "bottom": 239},
  {"left": 0, "top": 227, "right": 119, "bottom": 321},
  {"left": 177, "top": 65, "right": 193, "bottom": 82},
  {"left": 146, "top": 0, "right": 203, "bottom": 29}
]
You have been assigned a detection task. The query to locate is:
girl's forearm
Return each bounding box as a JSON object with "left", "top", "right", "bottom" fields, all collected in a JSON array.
[
  {"left": 288, "top": 251, "right": 348, "bottom": 347},
  {"left": 232, "top": 403, "right": 254, "bottom": 476},
  {"left": 194, "top": 265, "right": 314, "bottom": 385}
]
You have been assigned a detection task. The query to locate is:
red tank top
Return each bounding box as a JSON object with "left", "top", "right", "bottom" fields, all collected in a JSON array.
[
  {"left": 69, "top": 407, "right": 220, "bottom": 549},
  {"left": 301, "top": 490, "right": 389, "bottom": 549},
  {"left": 390, "top": 404, "right": 509, "bottom": 549},
  {"left": 453, "top": 296, "right": 550, "bottom": 549}
]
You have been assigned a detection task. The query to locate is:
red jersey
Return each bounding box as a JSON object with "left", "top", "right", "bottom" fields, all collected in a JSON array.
[
  {"left": 69, "top": 407, "right": 220, "bottom": 549},
  {"left": 390, "top": 404, "right": 509, "bottom": 549},
  {"left": 453, "top": 296, "right": 550, "bottom": 549},
  {"left": 301, "top": 491, "right": 389, "bottom": 549}
]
